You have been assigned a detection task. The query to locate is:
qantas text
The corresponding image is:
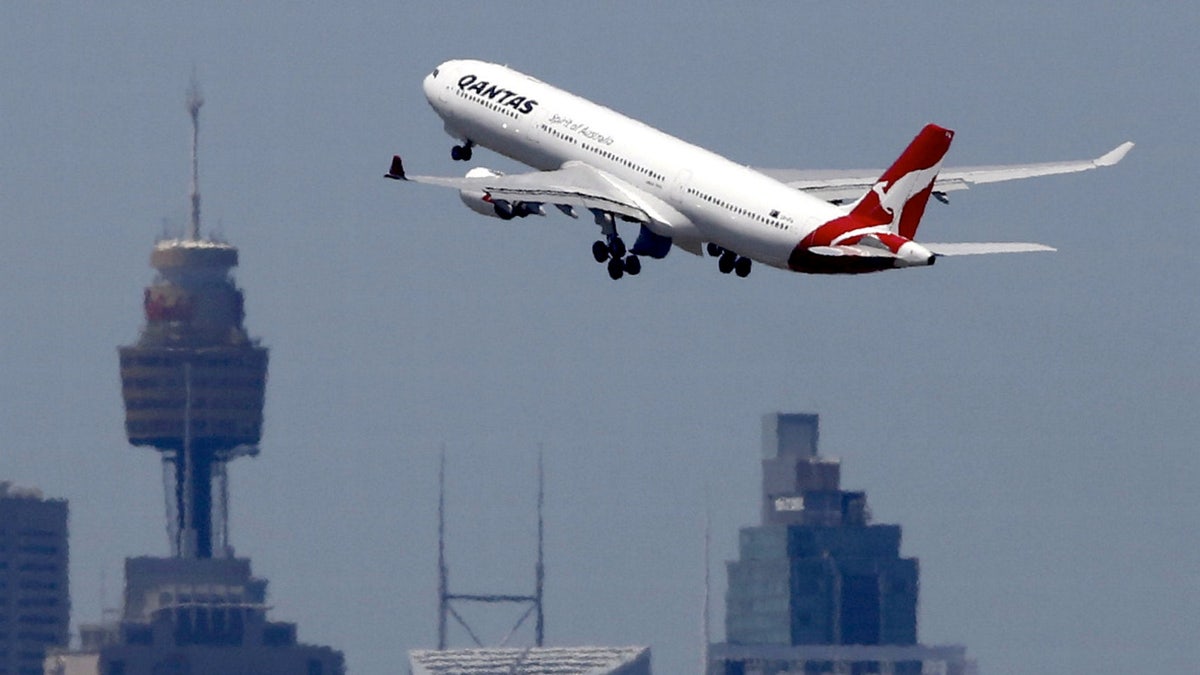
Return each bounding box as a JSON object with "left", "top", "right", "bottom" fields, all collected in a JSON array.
[{"left": 457, "top": 75, "right": 538, "bottom": 115}]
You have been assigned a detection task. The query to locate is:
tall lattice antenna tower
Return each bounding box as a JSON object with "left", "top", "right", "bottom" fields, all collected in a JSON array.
[{"left": 437, "top": 448, "right": 545, "bottom": 650}]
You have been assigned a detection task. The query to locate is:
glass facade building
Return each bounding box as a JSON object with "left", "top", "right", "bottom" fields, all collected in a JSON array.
[{"left": 710, "top": 414, "right": 972, "bottom": 675}]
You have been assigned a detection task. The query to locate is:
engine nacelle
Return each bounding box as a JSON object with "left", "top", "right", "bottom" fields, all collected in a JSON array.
[
  {"left": 459, "top": 167, "right": 504, "bottom": 217},
  {"left": 458, "top": 167, "right": 543, "bottom": 220}
]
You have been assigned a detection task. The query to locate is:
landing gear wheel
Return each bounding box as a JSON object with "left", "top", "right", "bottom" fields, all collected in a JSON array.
[
  {"left": 451, "top": 144, "right": 473, "bottom": 161},
  {"left": 609, "top": 237, "right": 627, "bottom": 259},
  {"left": 592, "top": 241, "right": 610, "bottom": 263},
  {"left": 624, "top": 255, "right": 641, "bottom": 276},
  {"left": 718, "top": 251, "right": 737, "bottom": 274},
  {"left": 734, "top": 257, "right": 752, "bottom": 278},
  {"left": 706, "top": 242, "right": 723, "bottom": 257},
  {"left": 607, "top": 257, "right": 625, "bottom": 280}
]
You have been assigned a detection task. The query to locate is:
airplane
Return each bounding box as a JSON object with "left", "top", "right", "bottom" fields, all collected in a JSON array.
[{"left": 386, "top": 59, "right": 1132, "bottom": 280}]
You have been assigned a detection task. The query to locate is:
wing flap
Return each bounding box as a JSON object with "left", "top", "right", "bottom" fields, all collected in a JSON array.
[{"left": 752, "top": 174, "right": 971, "bottom": 203}]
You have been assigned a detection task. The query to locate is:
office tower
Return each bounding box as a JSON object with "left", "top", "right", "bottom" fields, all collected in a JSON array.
[
  {"left": 0, "top": 482, "right": 69, "bottom": 675},
  {"left": 708, "top": 414, "right": 973, "bottom": 675}
]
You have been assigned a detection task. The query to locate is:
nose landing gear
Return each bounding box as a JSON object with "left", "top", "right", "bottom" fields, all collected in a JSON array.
[{"left": 450, "top": 140, "right": 475, "bottom": 161}]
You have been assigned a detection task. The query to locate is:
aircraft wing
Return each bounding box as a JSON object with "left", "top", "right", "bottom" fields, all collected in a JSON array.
[
  {"left": 756, "top": 141, "right": 1134, "bottom": 203},
  {"left": 386, "top": 156, "right": 651, "bottom": 223}
]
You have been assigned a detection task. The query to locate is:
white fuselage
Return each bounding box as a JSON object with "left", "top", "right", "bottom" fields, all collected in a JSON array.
[{"left": 423, "top": 59, "right": 848, "bottom": 270}]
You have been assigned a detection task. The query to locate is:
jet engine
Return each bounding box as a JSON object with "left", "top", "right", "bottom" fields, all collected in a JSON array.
[{"left": 458, "top": 167, "right": 543, "bottom": 220}]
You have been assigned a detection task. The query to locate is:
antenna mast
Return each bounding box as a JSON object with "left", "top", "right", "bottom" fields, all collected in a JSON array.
[
  {"left": 437, "top": 449, "right": 545, "bottom": 649},
  {"left": 438, "top": 446, "right": 449, "bottom": 650},
  {"left": 703, "top": 494, "right": 712, "bottom": 674},
  {"left": 186, "top": 77, "right": 204, "bottom": 241},
  {"left": 535, "top": 448, "right": 545, "bottom": 646}
]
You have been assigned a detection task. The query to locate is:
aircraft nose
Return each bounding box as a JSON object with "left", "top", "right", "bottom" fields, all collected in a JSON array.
[{"left": 422, "top": 71, "right": 437, "bottom": 103}]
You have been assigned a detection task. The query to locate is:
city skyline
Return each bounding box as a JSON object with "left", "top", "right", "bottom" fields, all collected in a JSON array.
[{"left": 2, "top": 4, "right": 1196, "bottom": 674}]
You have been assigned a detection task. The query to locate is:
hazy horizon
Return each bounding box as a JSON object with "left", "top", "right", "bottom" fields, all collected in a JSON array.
[{"left": 2, "top": 4, "right": 1196, "bottom": 674}]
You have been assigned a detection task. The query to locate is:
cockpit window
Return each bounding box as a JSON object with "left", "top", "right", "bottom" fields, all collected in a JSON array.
[{"left": 431, "top": 68, "right": 439, "bottom": 78}]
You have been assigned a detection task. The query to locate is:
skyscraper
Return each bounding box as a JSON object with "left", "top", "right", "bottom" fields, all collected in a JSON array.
[
  {"left": 0, "top": 481, "right": 69, "bottom": 675},
  {"left": 708, "top": 414, "right": 973, "bottom": 675}
]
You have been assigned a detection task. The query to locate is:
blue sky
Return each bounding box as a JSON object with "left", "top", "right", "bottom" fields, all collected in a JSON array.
[{"left": 2, "top": 3, "right": 1196, "bottom": 674}]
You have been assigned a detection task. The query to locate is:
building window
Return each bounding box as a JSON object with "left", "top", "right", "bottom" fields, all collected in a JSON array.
[
  {"left": 774, "top": 496, "right": 804, "bottom": 512},
  {"left": 124, "top": 625, "right": 152, "bottom": 645}
]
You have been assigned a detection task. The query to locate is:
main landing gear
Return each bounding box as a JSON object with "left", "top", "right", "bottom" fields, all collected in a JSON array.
[
  {"left": 592, "top": 237, "right": 640, "bottom": 280},
  {"left": 450, "top": 141, "right": 474, "bottom": 161},
  {"left": 589, "top": 210, "right": 640, "bottom": 280},
  {"left": 707, "top": 243, "right": 752, "bottom": 278}
]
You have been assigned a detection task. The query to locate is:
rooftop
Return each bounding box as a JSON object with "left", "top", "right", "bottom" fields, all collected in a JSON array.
[
  {"left": 0, "top": 480, "right": 45, "bottom": 499},
  {"left": 409, "top": 646, "right": 651, "bottom": 675}
]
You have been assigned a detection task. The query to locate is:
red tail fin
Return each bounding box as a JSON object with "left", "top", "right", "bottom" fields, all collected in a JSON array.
[{"left": 850, "top": 124, "right": 954, "bottom": 239}]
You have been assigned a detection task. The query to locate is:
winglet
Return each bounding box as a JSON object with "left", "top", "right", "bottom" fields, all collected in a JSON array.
[
  {"left": 1095, "top": 141, "right": 1134, "bottom": 167},
  {"left": 384, "top": 155, "right": 407, "bottom": 180}
]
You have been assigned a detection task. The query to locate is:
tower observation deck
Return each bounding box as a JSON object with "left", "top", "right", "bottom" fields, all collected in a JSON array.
[{"left": 118, "top": 82, "right": 268, "bottom": 560}]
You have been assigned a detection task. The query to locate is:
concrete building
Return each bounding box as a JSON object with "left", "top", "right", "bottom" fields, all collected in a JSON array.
[
  {"left": 45, "top": 557, "right": 343, "bottom": 675},
  {"left": 708, "top": 414, "right": 974, "bottom": 675},
  {"left": 0, "top": 481, "right": 69, "bottom": 675}
]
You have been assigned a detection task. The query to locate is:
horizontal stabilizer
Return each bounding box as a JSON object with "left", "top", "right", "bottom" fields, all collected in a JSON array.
[{"left": 923, "top": 242, "right": 1056, "bottom": 256}]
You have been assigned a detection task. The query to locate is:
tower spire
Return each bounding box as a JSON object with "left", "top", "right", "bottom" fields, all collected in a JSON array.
[{"left": 186, "top": 76, "right": 204, "bottom": 241}]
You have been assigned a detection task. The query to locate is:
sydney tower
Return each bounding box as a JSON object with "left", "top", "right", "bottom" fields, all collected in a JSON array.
[{"left": 118, "top": 82, "right": 268, "bottom": 560}]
